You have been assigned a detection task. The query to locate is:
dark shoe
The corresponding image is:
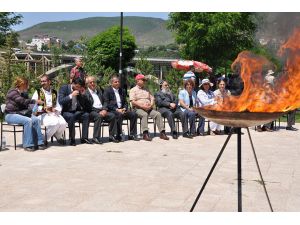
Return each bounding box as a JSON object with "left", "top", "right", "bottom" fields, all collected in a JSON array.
[
  {"left": 183, "top": 132, "right": 193, "bottom": 139},
  {"left": 172, "top": 131, "right": 178, "bottom": 139},
  {"left": 190, "top": 133, "right": 197, "bottom": 137},
  {"left": 198, "top": 132, "right": 205, "bottom": 136},
  {"left": 44, "top": 140, "right": 48, "bottom": 146},
  {"left": 57, "top": 138, "right": 65, "bottom": 145},
  {"left": 286, "top": 126, "right": 298, "bottom": 131},
  {"left": 109, "top": 136, "right": 119, "bottom": 143},
  {"left": 128, "top": 135, "right": 140, "bottom": 141},
  {"left": 143, "top": 133, "right": 152, "bottom": 141},
  {"left": 38, "top": 144, "right": 47, "bottom": 150},
  {"left": 24, "top": 146, "right": 36, "bottom": 152},
  {"left": 69, "top": 139, "right": 76, "bottom": 146},
  {"left": 160, "top": 131, "right": 169, "bottom": 140},
  {"left": 264, "top": 127, "right": 274, "bottom": 132},
  {"left": 116, "top": 135, "right": 124, "bottom": 142},
  {"left": 256, "top": 127, "right": 263, "bottom": 132},
  {"left": 81, "top": 138, "right": 93, "bottom": 144},
  {"left": 92, "top": 138, "right": 103, "bottom": 144}
]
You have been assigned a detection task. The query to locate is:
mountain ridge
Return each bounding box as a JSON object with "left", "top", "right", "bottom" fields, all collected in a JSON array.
[{"left": 18, "top": 16, "right": 175, "bottom": 47}]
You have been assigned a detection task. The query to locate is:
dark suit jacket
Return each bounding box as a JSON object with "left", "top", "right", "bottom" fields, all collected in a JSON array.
[
  {"left": 84, "top": 88, "right": 108, "bottom": 112},
  {"left": 58, "top": 84, "right": 87, "bottom": 112},
  {"left": 154, "top": 90, "right": 178, "bottom": 114},
  {"left": 103, "top": 86, "right": 128, "bottom": 112}
]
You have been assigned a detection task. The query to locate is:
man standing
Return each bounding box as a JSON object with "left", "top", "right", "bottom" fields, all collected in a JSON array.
[
  {"left": 32, "top": 74, "right": 67, "bottom": 145},
  {"left": 70, "top": 57, "right": 86, "bottom": 83},
  {"left": 58, "top": 77, "right": 91, "bottom": 146},
  {"left": 286, "top": 110, "right": 298, "bottom": 131},
  {"left": 104, "top": 76, "right": 139, "bottom": 141},
  {"left": 155, "top": 80, "right": 189, "bottom": 139},
  {"left": 129, "top": 74, "right": 169, "bottom": 141},
  {"left": 85, "top": 76, "right": 118, "bottom": 144}
]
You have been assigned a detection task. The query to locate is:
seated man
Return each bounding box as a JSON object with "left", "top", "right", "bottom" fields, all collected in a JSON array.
[
  {"left": 58, "top": 77, "right": 91, "bottom": 146},
  {"left": 155, "top": 80, "right": 190, "bottom": 139},
  {"left": 85, "top": 76, "right": 118, "bottom": 144},
  {"left": 32, "top": 74, "right": 67, "bottom": 145},
  {"left": 104, "top": 76, "right": 139, "bottom": 141},
  {"left": 129, "top": 74, "right": 169, "bottom": 141}
]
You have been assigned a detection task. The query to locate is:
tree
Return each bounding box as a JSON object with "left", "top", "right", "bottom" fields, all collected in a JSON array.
[
  {"left": 168, "top": 13, "right": 258, "bottom": 72},
  {"left": 0, "top": 12, "right": 22, "bottom": 47},
  {"left": 135, "top": 56, "right": 154, "bottom": 75},
  {"left": 86, "top": 26, "right": 136, "bottom": 73}
]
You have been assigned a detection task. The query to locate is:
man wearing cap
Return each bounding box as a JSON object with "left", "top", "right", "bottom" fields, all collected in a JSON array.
[{"left": 129, "top": 74, "right": 169, "bottom": 141}]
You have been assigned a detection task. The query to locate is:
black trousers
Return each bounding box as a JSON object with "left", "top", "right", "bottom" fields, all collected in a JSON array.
[
  {"left": 62, "top": 111, "right": 89, "bottom": 141},
  {"left": 160, "top": 108, "right": 187, "bottom": 133},
  {"left": 111, "top": 110, "right": 138, "bottom": 136},
  {"left": 89, "top": 110, "right": 117, "bottom": 138}
]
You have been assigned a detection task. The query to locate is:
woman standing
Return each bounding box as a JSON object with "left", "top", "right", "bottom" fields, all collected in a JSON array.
[{"left": 5, "top": 77, "right": 46, "bottom": 151}]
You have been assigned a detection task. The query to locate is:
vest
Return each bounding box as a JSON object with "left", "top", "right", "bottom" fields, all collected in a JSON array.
[{"left": 36, "top": 88, "right": 57, "bottom": 113}]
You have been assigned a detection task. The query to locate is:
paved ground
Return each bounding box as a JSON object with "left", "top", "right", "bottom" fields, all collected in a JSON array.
[{"left": 0, "top": 123, "right": 299, "bottom": 212}]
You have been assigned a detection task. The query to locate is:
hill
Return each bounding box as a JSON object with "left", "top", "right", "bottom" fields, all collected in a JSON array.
[{"left": 17, "top": 16, "right": 175, "bottom": 48}]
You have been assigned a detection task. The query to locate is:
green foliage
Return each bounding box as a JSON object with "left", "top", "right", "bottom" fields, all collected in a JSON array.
[
  {"left": 136, "top": 44, "right": 180, "bottom": 58},
  {"left": 86, "top": 26, "right": 136, "bottom": 72},
  {"left": 50, "top": 46, "right": 63, "bottom": 67},
  {"left": 168, "top": 12, "right": 257, "bottom": 72},
  {"left": 135, "top": 56, "right": 154, "bottom": 75},
  {"left": 164, "top": 69, "right": 185, "bottom": 95},
  {"left": 0, "top": 12, "right": 22, "bottom": 47}
]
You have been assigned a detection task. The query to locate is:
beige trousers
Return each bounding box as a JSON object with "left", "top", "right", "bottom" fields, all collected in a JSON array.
[{"left": 135, "top": 109, "right": 164, "bottom": 133}]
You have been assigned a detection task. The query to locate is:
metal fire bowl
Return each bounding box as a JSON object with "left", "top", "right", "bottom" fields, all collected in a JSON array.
[{"left": 193, "top": 107, "right": 285, "bottom": 128}]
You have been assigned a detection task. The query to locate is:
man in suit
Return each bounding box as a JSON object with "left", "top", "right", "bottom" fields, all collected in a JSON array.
[
  {"left": 104, "top": 76, "right": 139, "bottom": 141},
  {"left": 155, "top": 80, "right": 189, "bottom": 139},
  {"left": 85, "top": 76, "right": 118, "bottom": 144},
  {"left": 58, "top": 77, "right": 91, "bottom": 146}
]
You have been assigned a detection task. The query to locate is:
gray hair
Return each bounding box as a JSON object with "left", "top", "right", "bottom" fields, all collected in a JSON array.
[
  {"left": 109, "top": 75, "right": 120, "bottom": 85},
  {"left": 74, "top": 57, "right": 82, "bottom": 63}
]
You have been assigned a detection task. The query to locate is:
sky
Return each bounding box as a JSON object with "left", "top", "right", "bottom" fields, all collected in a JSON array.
[{"left": 12, "top": 12, "right": 169, "bottom": 31}]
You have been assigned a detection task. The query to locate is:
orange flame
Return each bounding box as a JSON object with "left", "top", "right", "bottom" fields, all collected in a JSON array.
[{"left": 208, "top": 28, "right": 300, "bottom": 112}]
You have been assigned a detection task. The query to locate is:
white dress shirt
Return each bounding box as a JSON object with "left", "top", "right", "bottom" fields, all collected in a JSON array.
[
  {"left": 88, "top": 88, "right": 103, "bottom": 109},
  {"left": 113, "top": 88, "right": 122, "bottom": 108}
]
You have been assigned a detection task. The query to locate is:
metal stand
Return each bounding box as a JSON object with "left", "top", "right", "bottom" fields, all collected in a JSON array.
[{"left": 190, "top": 127, "right": 273, "bottom": 212}]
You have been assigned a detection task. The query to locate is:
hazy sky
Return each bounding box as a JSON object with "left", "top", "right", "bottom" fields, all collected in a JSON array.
[{"left": 13, "top": 12, "right": 170, "bottom": 31}]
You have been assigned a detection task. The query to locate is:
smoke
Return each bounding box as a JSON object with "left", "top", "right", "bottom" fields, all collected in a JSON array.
[{"left": 256, "top": 12, "right": 300, "bottom": 49}]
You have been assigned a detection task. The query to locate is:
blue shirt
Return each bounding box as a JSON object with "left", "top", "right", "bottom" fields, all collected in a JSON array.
[{"left": 178, "top": 89, "right": 197, "bottom": 112}]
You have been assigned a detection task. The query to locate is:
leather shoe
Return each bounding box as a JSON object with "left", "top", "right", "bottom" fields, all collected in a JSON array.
[
  {"left": 264, "top": 127, "right": 274, "bottom": 132},
  {"left": 116, "top": 135, "right": 124, "bottom": 142},
  {"left": 81, "top": 138, "right": 93, "bottom": 144},
  {"left": 92, "top": 138, "right": 103, "bottom": 144},
  {"left": 69, "top": 139, "right": 76, "bottom": 146},
  {"left": 57, "top": 138, "right": 65, "bottom": 145},
  {"left": 256, "top": 127, "right": 263, "bottom": 132},
  {"left": 160, "top": 131, "right": 169, "bottom": 140},
  {"left": 172, "top": 131, "right": 178, "bottom": 139},
  {"left": 24, "top": 146, "right": 36, "bottom": 152},
  {"left": 286, "top": 126, "right": 298, "bottom": 131},
  {"left": 183, "top": 132, "right": 193, "bottom": 138},
  {"left": 109, "top": 136, "right": 119, "bottom": 143},
  {"left": 143, "top": 133, "right": 152, "bottom": 141},
  {"left": 128, "top": 135, "right": 140, "bottom": 141},
  {"left": 38, "top": 144, "right": 47, "bottom": 150}
]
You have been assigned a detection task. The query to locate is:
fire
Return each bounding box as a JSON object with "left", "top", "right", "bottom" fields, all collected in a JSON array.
[{"left": 207, "top": 28, "right": 300, "bottom": 112}]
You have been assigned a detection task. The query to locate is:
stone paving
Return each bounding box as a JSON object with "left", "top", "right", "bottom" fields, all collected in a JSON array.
[{"left": 0, "top": 123, "right": 299, "bottom": 212}]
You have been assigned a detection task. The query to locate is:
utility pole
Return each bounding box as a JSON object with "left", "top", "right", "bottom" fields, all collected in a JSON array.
[{"left": 119, "top": 12, "right": 126, "bottom": 91}]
